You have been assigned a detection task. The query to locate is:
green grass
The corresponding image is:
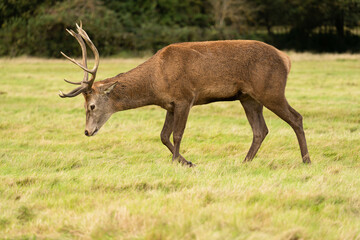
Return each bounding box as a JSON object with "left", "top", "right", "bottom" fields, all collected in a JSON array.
[{"left": 0, "top": 54, "right": 360, "bottom": 239}]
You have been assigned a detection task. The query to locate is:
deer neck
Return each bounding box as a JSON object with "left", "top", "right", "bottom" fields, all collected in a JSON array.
[{"left": 106, "top": 63, "right": 155, "bottom": 111}]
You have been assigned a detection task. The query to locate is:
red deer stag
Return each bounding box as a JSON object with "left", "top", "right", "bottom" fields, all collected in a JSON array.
[{"left": 59, "top": 23, "right": 311, "bottom": 166}]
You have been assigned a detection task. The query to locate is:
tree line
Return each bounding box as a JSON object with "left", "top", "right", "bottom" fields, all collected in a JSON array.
[{"left": 0, "top": 0, "right": 359, "bottom": 57}]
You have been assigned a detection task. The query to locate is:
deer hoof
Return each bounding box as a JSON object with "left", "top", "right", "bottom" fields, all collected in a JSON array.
[
  {"left": 242, "top": 158, "right": 252, "bottom": 163},
  {"left": 186, "top": 161, "right": 196, "bottom": 168},
  {"left": 302, "top": 153, "right": 311, "bottom": 164},
  {"left": 180, "top": 158, "right": 196, "bottom": 167},
  {"left": 172, "top": 156, "right": 196, "bottom": 167}
]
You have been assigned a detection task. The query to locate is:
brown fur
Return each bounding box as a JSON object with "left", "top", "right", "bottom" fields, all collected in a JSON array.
[{"left": 88, "top": 40, "right": 310, "bottom": 165}]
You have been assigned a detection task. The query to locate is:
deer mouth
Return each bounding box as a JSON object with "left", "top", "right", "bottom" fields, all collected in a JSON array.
[
  {"left": 91, "top": 128, "right": 99, "bottom": 136},
  {"left": 86, "top": 128, "right": 98, "bottom": 137}
]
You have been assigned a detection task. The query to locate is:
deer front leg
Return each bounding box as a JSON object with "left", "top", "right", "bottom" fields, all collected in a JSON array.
[
  {"left": 172, "top": 103, "right": 194, "bottom": 167},
  {"left": 160, "top": 111, "right": 188, "bottom": 163}
]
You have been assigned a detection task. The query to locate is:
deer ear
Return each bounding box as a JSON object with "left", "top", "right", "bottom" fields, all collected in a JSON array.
[{"left": 102, "top": 82, "right": 118, "bottom": 95}]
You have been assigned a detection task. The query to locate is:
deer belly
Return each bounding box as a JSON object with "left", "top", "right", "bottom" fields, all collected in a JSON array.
[{"left": 194, "top": 87, "right": 243, "bottom": 105}]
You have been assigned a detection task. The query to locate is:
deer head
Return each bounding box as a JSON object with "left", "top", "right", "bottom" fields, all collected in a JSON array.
[{"left": 59, "top": 23, "right": 117, "bottom": 136}]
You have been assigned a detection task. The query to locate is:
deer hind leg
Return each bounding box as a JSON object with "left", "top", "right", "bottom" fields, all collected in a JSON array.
[
  {"left": 240, "top": 96, "right": 269, "bottom": 162},
  {"left": 262, "top": 97, "right": 311, "bottom": 164}
]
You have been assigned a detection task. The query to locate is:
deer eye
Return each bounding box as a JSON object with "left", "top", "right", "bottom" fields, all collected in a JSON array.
[{"left": 90, "top": 104, "right": 95, "bottom": 110}]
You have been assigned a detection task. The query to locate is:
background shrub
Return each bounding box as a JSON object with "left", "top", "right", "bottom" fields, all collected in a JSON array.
[{"left": 0, "top": 0, "right": 359, "bottom": 57}]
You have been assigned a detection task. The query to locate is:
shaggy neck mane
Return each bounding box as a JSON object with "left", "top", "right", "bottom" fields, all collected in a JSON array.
[{"left": 99, "top": 59, "right": 156, "bottom": 111}]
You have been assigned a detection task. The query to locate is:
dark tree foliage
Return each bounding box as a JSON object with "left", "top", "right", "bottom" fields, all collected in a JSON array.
[
  {"left": 0, "top": 0, "right": 59, "bottom": 26},
  {"left": 250, "top": 0, "right": 287, "bottom": 35},
  {"left": 102, "top": 0, "right": 210, "bottom": 27},
  {"left": 270, "top": 0, "right": 360, "bottom": 52},
  {"left": 0, "top": 0, "right": 359, "bottom": 57}
]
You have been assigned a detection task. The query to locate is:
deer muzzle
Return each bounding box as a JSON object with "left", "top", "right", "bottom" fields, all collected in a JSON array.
[{"left": 84, "top": 128, "right": 98, "bottom": 137}]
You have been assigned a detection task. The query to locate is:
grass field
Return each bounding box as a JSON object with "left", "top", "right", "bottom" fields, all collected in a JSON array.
[{"left": 0, "top": 54, "right": 360, "bottom": 240}]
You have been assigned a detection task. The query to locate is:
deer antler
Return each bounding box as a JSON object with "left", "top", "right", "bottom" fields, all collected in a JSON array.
[{"left": 59, "top": 22, "right": 99, "bottom": 98}]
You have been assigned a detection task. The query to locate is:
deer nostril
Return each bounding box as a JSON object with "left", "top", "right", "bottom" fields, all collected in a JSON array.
[{"left": 84, "top": 130, "right": 89, "bottom": 136}]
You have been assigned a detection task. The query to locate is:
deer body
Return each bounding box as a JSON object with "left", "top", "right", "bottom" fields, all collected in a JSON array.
[
  {"left": 99, "top": 40, "right": 289, "bottom": 109},
  {"left": 60, "top": 24, "right": 310, "bottom": 166}
]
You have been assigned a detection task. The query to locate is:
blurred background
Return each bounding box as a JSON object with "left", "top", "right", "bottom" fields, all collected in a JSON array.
[{"left": 1, "top": 0, "right": 359, "bottom": 58}]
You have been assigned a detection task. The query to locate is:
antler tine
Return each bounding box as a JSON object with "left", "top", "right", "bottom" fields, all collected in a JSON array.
[
  {"left": 61, "top": 26, "right": 89, "bottom": 79},
  {"left": 74, "top": 26, "right": 89, "bottom": 83},
  {"left": 64, "top": 79, "right": 81, "bottom": 85},
  {"left": 60, "top": 51, "right": 90, "bottom": 72},
  {"left": 59, "top": 85, "right": 87, "bottom": 98},
  {"left": 76, "top": 24, "right": 100, "bottom": 76}
]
